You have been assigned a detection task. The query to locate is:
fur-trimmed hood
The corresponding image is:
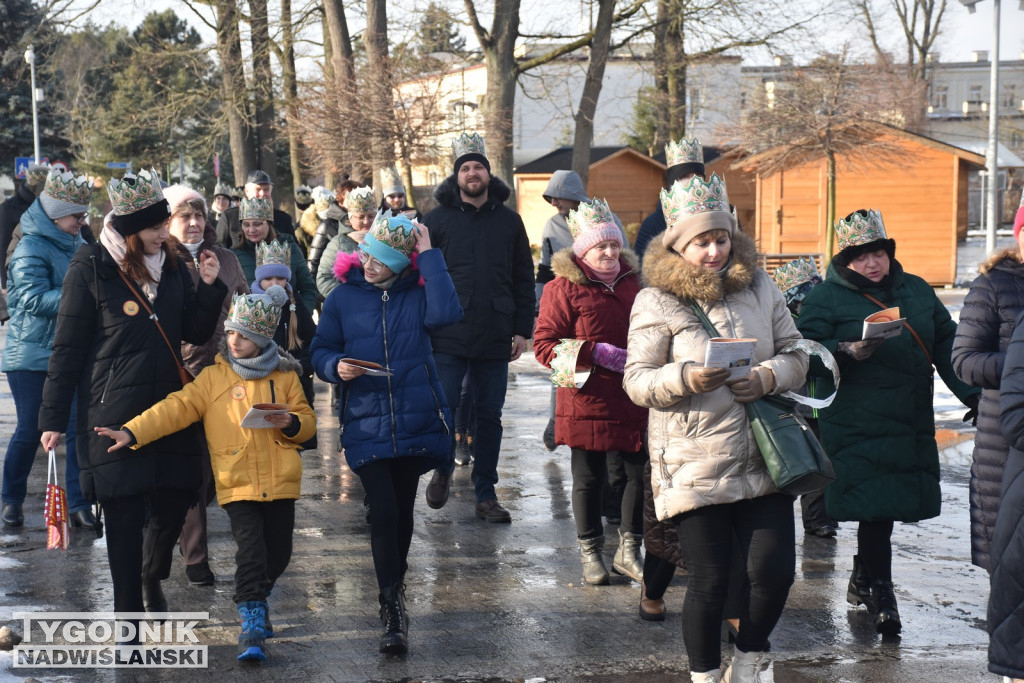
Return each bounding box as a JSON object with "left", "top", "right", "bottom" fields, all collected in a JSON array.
[
  {"left": 217, "top": 336, "right": 303, "bottom": 374},
  {"left": 433, "top": 174, "right": 512, "bottom": 208},
  {"left": 640, "top": 230, "right": 758, "bottom": 303},
  {"left": 550, "top": 247, "right": 640, "bottom": 286},
  {"left": 979, "top": 247, "right": 1023, "bottom": 276},
  {"left": 332, "top": 248, "right": 423, "bottom": 286}
]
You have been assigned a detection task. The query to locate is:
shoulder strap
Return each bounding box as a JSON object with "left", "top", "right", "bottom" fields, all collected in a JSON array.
[
  {"left": 688, "top": 300, "right": 721, "bottom": 337},
  {"left": 861, "top": 292, "right": 931, "bottom": 365},
  {"left": 116, "top": 268, "right": 188, "bottom": 373}
]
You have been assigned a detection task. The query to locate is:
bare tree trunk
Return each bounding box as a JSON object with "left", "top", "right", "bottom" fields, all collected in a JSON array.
[
  {"left": 825, "top": 148, "right": 836, "bottom": 262},
  {"left": 249, "top": 0, "right": 276, "bottom": 185},
  {"left": 323, "top": 0, "right": 356, "bottom": 94},
  {"left": 216, "top": 0, "right": 256, "bottom": 185},
  {"left": 281, "top": 0, "right": 302, "bottom": 192},
  {"left": 364, "top": 0, "right": 397, "bottom": 194},
  {"left": 571, "top": 0, "right": 616, "bottom": 188},
  {"left": 655, "top": 0, "right": 687, "bottom": 144},
  {"left": 321, "top": 5, "right": 334, "bottom": 82}
]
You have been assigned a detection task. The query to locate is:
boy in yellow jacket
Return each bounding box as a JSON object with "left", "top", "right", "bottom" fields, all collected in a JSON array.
[{"left": 96, "top": 285, "right": 316, "bottom": 663}]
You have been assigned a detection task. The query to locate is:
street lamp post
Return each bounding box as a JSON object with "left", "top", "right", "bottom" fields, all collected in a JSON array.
[{"left": 24, "top": 45, "right": 40, "bottom": 164}]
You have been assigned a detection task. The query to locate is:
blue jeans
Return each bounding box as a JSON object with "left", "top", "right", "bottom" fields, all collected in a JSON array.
[
  {"left": 1, "top": 370, "right": 86, "bottom": 512},
  {"left": 433, "top": 353, "right": 509, "bottom": 503}
]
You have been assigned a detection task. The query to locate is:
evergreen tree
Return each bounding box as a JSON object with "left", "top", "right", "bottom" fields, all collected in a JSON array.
[{"left": 416, "top": 2, "right": 465, "bottom": 56}]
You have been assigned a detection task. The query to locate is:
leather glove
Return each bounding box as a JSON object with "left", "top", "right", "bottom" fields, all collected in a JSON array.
[
  {"left": 682, "top": 363, "right": 731, "bottom": 394},
  {"left": 592, "top": 342, "right": 627, "bottom": 374},
  {"left": 837, "top": 338, "right": 884, "bottom": 361},
  {"left": 727, "top": 365, "right": 776, "bottom": 403},
  {"left": 963, "top": 392, "right": 981, "bottom": 426}
]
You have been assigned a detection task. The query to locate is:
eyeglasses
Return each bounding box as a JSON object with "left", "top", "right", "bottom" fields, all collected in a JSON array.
[
  {"left": 70, "top": 213, "right": 88, "bottom": 223},
  {"left": 357, "top": 250, "right": 386, "bottom": 270}
]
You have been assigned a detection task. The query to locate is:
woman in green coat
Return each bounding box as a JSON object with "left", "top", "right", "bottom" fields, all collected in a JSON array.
[{"left": 797, "top": 209, "right": 979, "bottom": 638}]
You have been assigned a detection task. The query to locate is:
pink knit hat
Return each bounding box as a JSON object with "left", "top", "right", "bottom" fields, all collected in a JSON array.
[
  {"left": 162, "top": 184, "right": 208, "bottom": 216},
  {"left": 567, "top": 198, "right": 622, "bottom": 257}
]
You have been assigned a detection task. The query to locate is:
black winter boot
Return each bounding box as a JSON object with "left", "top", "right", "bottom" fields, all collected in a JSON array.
[
  {"left": 846, "top": 555, "right": 875, "bottom": 612},
  {"left": 378, "top": 585, "right": 408, "bottom": 654},
  {"left": 871, "top": 580, "right": 902, "bottom": 636}
]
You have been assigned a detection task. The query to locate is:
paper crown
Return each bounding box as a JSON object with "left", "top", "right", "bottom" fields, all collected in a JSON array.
[
  {"left": 295, "top": 184, "right": 312, "bottom": 197},
  {"left": 26, "top": 163, "right": 51, "bottom": 186},
  {"left": 380, "top": 166, "right": 404, "bottom": 193},
  {"left": 566, "top": 198, "right": 616, "bottom": 239},
  {"left": 239, "top": 197, "right": 273, "bottom": 221},
  {"left": 660, "top": 173, "right": 730, "bottom": 226},
  {"left": 773, "top": 258, "right": 821, "bottom": 292},
  {"left": 369, "top": 211, "right": 417, "bottom": 256},
  {"left": 452, "top": 133, "right": 486, "bottom": 160},
  {"left": 312, "top": 186, "right": 333, "bottom": 215},
  {"left": 213, "top": 182, "right": 233, "bottom": 198},
  {"left": 227, "top": 287, "right": 285, "bottom": 342},
  {"left": 255, "top": 239, "right": 290, "bottom": 269},
  {"left": 44, "top": 170, "right": 91, "bottom": 207},
  {"left": 834, "top": 209, "right": 887, "bottom": 252},
  {"left": 107, "top": 169, "right": 165, "bottom": 217},
  {"left": 666, "top": 138, "right": 704, "bottom": 167},
  {"left": 344, "top": 186, "right": 376, "bottom": 213}
]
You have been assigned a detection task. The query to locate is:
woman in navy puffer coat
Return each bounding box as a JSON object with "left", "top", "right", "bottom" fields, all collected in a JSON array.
[{"left": 310, "top": 215, "right": 461, "bottom": 655}]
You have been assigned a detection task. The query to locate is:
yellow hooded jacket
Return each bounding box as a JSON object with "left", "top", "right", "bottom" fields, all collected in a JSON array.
[{"left": 124, "top": 352, "right": 317, "bottom": 505}]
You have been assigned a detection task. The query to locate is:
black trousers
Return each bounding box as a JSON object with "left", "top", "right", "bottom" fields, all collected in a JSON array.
[
  {"left": 571, "top": 448, "right": 646, "bottom": 537},
  {"left": 223, "top": 499, "right": 295, "bottom": 604},
  {"left": 357, "top": 458, "right": 423, "bottom": 592},
  {"left": 675, "top": 493, "right": 795, "bottom": 672},
  {"left": 103, "top": 490, "right": 194, "bottom": 613},
  {"left": 857, "top": 519, "right": 895, "bottom": 582}
]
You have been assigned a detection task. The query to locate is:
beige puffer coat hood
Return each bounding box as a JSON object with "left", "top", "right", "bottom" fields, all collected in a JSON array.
[{"left": 623, "top": 231, "right": 808, "bottom": 520}]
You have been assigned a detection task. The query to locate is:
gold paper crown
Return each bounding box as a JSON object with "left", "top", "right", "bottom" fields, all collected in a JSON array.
[
  {"left": 227, "top": 293, "right": 282, "bottom": 339},
  {"left": 659, "top": 173, "right": 730, "bottom": 226},
  {"left": 44, "top": 170, "right": 91, "bottom": 207},
  {"left": 344, "top": 186, "right": 376, "bottom": 213},
  {"left": 107, "top": 169, "right": 165, "bottom": 216},
  {"left": 452, "top": 133, "right": 486, "bottom": 160},
  {"left": 312, "top": 186, "right": 333, "bottom": 215},
  {"left": 255, "top": 239, "right": 290, "bottom": 268},
  {"left": 773, "top": 258, "right": 821, "bottom": 292},
  {"left": 239, "top": 197, "right": 274, "bottom": 221},
  {"left": 566, "top": 198, "right": 617, "bottom": 239},
  {"left": 369, "top": 211, "right": 418, "bottom": 256},
  {"left": 835, "top": 209, "right": 887, "bottom": 252},
  {"left": 665, "top": 137, "right": 704, "bottom": 167}
]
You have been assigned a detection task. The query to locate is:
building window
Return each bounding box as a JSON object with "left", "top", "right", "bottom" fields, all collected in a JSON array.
[
  {"left": 933, "top": 85, "right": 948, "bottom": 110},
  {"left": 969, "top": 84, "right": 984, "bottom": 104},
  {"left": 1003, "top": 84, "right": 1018, "bottom": 110}
]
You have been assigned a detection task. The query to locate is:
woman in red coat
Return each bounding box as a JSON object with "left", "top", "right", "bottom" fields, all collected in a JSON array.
[{"left": 534, "top": 198, "right": 648, "bottom": 585}]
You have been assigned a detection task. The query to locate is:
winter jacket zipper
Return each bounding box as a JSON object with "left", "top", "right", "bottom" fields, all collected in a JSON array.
[{"left": 381, "top": 290, "right": 399, "bottom": 454}]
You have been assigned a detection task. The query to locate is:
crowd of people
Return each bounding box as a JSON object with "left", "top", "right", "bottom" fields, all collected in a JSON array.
[{"left": 0, "top": 129, "right": 1021, "bottom": 682}]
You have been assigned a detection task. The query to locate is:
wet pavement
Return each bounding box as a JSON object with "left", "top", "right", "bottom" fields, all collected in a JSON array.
[{"left": 0, "top": 239, "right": 1007, "bottom": 682}]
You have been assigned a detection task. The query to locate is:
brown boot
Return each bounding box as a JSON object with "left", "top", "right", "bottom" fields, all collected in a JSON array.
[{"left": 639, "top": 579, "right": 665, "bottom": 621}]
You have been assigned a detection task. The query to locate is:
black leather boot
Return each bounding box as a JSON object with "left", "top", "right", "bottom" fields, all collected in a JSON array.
[
  {"left": 2, "top": 503, "right": 24, "bottom": 527},
  {"left": 142, "top": 579, "right": 168, "bottom": 614},
  {"left": 871, "top": 580, "right": 902, "bottom": 636},
  {"left": 378, "top": 585, "right": 408, "bottom": 654},
  {"left": 846, "top": 554, "right": 875, "bottom": 612}
]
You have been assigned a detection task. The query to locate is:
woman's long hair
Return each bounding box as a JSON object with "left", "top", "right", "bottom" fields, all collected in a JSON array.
[
  {"left": 284, "top": 286, "right": 301, "bottom": 351},
  {"left": 122, "top": 226, "right": 178, "bottom": 284}
]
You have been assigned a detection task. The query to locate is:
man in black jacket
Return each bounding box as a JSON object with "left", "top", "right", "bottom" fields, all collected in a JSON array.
[
  {"left": 0, "top": 163, "right": 49, "bottom": 289},
  {"left": 215, "top": 169, "right": 295, "bottom": 248},
  {"left": 422, "top": 133, "right": 535, "bottom": 523}
]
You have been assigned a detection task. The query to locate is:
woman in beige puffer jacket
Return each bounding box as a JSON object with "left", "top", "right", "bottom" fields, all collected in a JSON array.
[{"left": 623, "top": 174, "right": 807, "bottom": 683}]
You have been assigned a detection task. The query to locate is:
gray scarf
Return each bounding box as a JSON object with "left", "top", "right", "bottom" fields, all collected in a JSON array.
[{"left": 228, "top": 341, "right": 281, "bottom": 380}]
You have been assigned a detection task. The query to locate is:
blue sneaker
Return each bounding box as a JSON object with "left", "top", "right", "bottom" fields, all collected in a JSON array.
[{"left": 237, "top": 645, "right": 266, "bottom": 662}]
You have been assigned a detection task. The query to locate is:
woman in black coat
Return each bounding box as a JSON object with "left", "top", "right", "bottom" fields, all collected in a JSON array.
[
  {"left": 39, "top": 170, "right": 225, "bottom": 618},
  {"left": 952, "top": 236, "right": 1024, "bottom": 572},
  {"left": 991, "top": 310, "right": 1024, "bottom": 680}
]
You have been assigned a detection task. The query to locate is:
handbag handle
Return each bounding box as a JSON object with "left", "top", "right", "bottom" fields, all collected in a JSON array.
[
  {"left": 861, "top": 292, "right": 932, "bottom": 366},
  {"left": 688, "top": 301, "right": 722, "bottom": 337},
  {"left": 116, "top": 269, "right": 191, "bottom": 380}
]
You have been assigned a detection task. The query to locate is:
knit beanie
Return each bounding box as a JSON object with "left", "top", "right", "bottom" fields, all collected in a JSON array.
[
  {"left": 39, "top": 170, "right": 91, "bottom": 220},
  {"left": 452, "top": 133, "right": 490, "bottom": 174},
  {"left": 224, "top": 284, "right": 288, "bottom": 349},
  {"left": 107, "top": 169, "right": 170, "bottom": 236},
  {"left": 162, "top": 184, "right": 208, "bottom": 216},
  {"left": 255, "top": 240, "right": 292, "bottom": 283},
  {"left": 567, "top": 198, "right": 623, "bottom": 257},
  {"left": 660, "top": 174, "right": 736, "bottom": 253},
  {"left": 360, "top": 212, "right": 418, "bottom": 273}
]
